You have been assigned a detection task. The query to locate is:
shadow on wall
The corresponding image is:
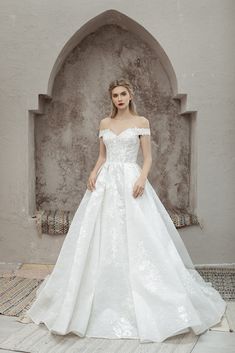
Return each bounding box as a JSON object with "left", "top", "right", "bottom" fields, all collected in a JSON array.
[{"left": 28, "top": 10, "right": 198, "bottom": 233}]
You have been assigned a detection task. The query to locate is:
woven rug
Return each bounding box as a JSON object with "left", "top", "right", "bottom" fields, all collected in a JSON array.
[
  {"left": 0, "top": 323, "right": 199, "bottom": 353},
  {"left": 35, "top": 208, "right": 199, "bottom": 235},
  {"left": 0, "top": 276, "right": 43, "bottom": 317},
  {"left": 34, "top": 210, "right": 75, "bottom": 236},
  {"left": 195, "top": 266, "right": 235, "bottom": 301}
]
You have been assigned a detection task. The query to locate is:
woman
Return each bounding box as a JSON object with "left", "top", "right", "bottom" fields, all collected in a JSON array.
[{"left": 24, "top": 78, "right": 226, "bottom": 343}]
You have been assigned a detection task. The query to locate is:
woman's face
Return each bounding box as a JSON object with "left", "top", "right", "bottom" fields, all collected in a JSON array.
[{"left": 111, "top": 86, "right": 132, "bottom": 110}]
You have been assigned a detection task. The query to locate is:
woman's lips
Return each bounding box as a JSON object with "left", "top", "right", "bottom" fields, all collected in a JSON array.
[{"left": 118, "top": 103, "right": 124, "bottom": 105}]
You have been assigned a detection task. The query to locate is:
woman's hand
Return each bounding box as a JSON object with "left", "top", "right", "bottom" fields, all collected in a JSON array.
[
  {"left": 132, "top": 176, "right": 146, "bottom": 198},
  {"left": 87, "top": 170, "right": 97, "bottom": 191}
]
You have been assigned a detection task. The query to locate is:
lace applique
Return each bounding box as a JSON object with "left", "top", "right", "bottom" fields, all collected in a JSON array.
[
  {"left": 98, "top": 127, "right": 150, "bottom": 138},
  {"left": 136, "top": 128, "right": 151, "bottom": 136}
]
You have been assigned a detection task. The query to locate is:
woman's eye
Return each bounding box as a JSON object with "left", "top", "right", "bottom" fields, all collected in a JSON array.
[{"left": 113, "top": 92, "right": 127, "bottom": 98}]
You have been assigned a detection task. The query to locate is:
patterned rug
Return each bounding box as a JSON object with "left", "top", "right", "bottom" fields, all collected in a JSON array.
[
  {"left": 0, "top": 267, "right": 234, "bottom": 318},
  {"left": 0, "top": 276, "right": 43, "bottom": 317},
  {"left": 196, "top": 266, "right": 235, "bottom": 301},
  {"left": 35, "top": 208, "right": 199, "bottom": 235}
]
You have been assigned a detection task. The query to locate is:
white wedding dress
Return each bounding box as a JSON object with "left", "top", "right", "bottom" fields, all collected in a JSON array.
[{"left": 26, "top": 126, "right": 226, "bottom": 343}]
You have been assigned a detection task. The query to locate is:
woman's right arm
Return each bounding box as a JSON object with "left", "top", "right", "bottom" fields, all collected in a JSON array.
[{"left": 87, "top": 120, "right": 106, "bottom": 191}]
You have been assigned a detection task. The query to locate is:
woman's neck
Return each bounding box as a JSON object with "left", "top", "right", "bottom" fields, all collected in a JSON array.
[{"left": 115, "top": 109, "right": 135, "bottom": 120}]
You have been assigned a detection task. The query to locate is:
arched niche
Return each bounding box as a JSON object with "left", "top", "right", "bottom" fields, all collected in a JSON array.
[{"left": 29, "top": 10, "right": 198, "bottom": 232}]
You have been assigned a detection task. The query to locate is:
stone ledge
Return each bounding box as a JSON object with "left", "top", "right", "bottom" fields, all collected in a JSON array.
[{"left": 33, "top": 208, "right": 199, "bottom": 235}]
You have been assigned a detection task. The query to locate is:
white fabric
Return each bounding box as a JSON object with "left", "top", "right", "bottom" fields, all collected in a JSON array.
[{"left": 26, "top": 127, "right": 226, "bottom": 343}]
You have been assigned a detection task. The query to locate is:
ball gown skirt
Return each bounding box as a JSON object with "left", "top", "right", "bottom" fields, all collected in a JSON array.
[{"left": 25, "top": 127, "right": 226, "bottom": 343}]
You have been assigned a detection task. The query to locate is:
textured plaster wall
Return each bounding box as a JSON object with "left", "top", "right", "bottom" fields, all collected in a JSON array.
[
  {"left": 36, "top": 24, "right": 190, "bottom": 212},
  {"left": 0, "top": 1, "right": 234, "bottom": 264}
]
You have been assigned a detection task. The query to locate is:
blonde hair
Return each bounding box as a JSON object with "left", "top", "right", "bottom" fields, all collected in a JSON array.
[{"left": 108, "top": 78, "right": 138, "bottom": 119}]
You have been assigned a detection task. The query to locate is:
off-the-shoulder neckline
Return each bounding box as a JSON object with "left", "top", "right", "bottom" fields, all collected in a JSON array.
[{"left": 99, "top": 126, "right": 150, "bottom": 137}]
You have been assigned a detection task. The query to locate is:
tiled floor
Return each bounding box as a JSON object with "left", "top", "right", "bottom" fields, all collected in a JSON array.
[
  {"left": 0, "top": 262, "right": 54, "bottom": 279},
  {"left": 0, "top": 262, "right": 235, "bottom": 353}
]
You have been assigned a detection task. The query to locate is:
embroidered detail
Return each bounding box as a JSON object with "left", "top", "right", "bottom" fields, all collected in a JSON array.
[{"left": 99, "top": 127, "right": 150, "bottom": 138}]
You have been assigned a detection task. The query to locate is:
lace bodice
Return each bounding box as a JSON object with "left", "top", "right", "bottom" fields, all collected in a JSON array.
[{"left": 98, "top": 127, "right": 151, "bottom": 163}]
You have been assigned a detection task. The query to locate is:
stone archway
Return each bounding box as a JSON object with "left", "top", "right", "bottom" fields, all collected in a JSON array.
[{"left": 29, "top": 10, "right": 198, "bottom": 233}]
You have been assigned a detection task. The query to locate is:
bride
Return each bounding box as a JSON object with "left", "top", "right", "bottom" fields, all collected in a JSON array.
[{"left": 24, "top": 78, "right": 226, "bottom": 343}]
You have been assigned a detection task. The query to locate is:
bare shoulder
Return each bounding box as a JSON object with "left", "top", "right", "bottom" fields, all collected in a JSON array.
[
  {"left": 99, "top": 116, "right": 111, "bottom": 130},
  {"left": 135, "top": 116, "right": 150, "bottom": 128}
]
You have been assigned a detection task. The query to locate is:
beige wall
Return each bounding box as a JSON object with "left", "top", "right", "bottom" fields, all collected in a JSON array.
[{"left": 0, "top": 0, "right": 234, "bottom": 265}]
